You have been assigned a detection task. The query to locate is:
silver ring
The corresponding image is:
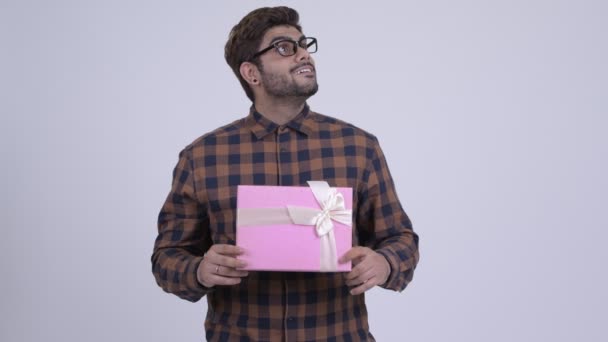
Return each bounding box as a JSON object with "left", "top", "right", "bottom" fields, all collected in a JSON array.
[{"left": 215, "top": 265, "right": 220, "bottom": 274}]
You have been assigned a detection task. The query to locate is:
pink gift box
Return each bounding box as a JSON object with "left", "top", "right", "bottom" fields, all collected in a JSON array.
[{"left": 236, "top": 183, "right": 353, "bottom": 272}]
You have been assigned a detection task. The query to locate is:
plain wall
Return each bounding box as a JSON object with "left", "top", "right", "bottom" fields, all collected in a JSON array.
[{"left": 1, "top": 0, "right": 606, "bottom": 341}]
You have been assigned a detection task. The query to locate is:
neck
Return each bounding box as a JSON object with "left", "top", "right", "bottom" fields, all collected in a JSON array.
[{"left": 253, "top": 97, "right": 307, "bottom": 125}]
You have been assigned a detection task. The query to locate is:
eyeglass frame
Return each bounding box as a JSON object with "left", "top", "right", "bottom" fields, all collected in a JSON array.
[{"left": 249, "top": 36, "right": 318, "bottom": 61}]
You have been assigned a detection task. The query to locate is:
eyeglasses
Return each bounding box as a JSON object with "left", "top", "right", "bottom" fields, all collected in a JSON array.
[{"left": 250, "top": 37, "right": 318, "bottom": 60}]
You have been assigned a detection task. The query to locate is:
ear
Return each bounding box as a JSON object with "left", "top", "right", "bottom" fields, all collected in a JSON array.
[{"left": 239, "top": 62, "right": 260, "bottom": 85}]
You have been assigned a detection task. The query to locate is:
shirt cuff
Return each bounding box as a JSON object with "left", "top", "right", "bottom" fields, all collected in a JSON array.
[
  {"left": 378, "top": 252, "right": 392, "bottom": 286},
  {"left": 375, "top": 248, "right": 396, "bottom": 289}
]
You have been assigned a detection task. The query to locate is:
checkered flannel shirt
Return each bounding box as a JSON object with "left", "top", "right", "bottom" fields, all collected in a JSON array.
[{"left": 152, "top": 105, "right": 419, "bottom": 341}]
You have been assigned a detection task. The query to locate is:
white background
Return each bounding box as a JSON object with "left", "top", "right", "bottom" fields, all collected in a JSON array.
[{"left": 2, "top": 0, "right": 607, "bottom": 341}]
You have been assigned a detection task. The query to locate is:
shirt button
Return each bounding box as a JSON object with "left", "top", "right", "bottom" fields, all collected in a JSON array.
[
  {"left": 280, "top": 147, "right": 287, "bottom": 153},
  {"left": 287, "top": 317, "right": 294, "bottom": 321}
]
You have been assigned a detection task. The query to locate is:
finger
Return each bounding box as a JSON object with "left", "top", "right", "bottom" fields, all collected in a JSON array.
[
  {"left": 199, "top": 263, "right": 248, "bottom": 287},
  {"left": 349, "top": 276, "right": 378, "bottom": 295},
  {"left": 210, "top": 244, "right": 244, "bottom": 256},
  {"left": 345, "top": 268, "right": 375, "bottom": 287},
  {"left": 227, "top": 270, "right": 250, "bottom": 277},
  {"left": 207, "top": 274, "right": 244, "bottom": 286},
  {"left": 339, "top": 247, "right": 370, "bottom": 264},
  {"left": 215, "top": 254, "right": 248, "bottom": 269},
  {"left": 216, "top": 265, "right": 249, "bottom": 278},
  {"left": 339, "top": 247, "right": 365, "bottom": 263},
  {"left": 205, "top": 251, "right": 248, "bottom": 269},
  {"left": 344, "top": 268, "right": 361, "bottom": 281},
  {"left": 343, "top": 259, "right": 373, "bottom": 281}
]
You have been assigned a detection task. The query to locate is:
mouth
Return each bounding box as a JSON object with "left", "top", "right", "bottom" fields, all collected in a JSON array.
[{"left": 293, "top": 64, "right": 315, "bottom": 76}]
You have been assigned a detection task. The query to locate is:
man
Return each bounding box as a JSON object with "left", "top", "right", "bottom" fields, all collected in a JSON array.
[{"left": 152, "top": 6, "right": 419, "bottom": 341}]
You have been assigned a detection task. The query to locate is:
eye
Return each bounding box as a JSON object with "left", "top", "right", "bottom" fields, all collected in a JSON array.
[{"left": 275, "top": 41, "right": 294, "bottom": 55}]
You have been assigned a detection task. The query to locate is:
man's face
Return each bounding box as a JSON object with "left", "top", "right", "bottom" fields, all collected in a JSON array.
[{"left": 255, "top": 25, "right": 318, "bottom": 100}]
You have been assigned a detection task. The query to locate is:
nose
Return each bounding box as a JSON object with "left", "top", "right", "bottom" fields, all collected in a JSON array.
[{"left": 294, "top": 44, "right": 312, "bottom": 61}]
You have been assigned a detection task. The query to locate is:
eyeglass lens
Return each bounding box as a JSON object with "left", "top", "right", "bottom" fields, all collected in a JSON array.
[{"left": 276, "top": 38, "right": 317, "bottom": 56}]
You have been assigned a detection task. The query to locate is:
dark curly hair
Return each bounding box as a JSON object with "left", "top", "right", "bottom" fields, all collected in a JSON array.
[{"left": 225, "top": 7, "right": 302, "bottom": 102}]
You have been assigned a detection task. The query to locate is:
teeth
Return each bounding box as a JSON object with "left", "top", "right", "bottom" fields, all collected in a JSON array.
[{"left": 297, "top": 68, "right": 311, "bottom": 74}]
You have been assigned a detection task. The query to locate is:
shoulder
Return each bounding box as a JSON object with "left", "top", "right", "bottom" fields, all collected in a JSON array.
[
  {"left": 181, "top": 117, "right": 248, "bottom": 154},
  {"left": 308, "top": 110, "right": 379, "bottom": 143}
]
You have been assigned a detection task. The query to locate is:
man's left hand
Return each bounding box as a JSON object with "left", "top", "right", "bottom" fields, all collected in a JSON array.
[{"left": 339, "top": 247, "right": 391, "bottom": 295}]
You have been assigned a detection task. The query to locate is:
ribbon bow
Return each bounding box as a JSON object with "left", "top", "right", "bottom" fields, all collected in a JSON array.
[{"left": 287, "top": 181, "right": 352, "bottom": 271}]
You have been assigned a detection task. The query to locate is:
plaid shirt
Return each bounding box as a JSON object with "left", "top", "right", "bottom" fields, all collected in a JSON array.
[{"left": 152, "top": 105, "right": 419, "bottom": 341}]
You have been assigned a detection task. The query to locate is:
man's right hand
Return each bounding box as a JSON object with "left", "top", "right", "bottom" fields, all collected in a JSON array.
[{"left": 197, "top": 244, "right": 249, "bottom": 288}]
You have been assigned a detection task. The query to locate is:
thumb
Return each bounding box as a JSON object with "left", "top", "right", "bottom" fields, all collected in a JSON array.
[{"left": 339, "top": 246, "right": 366, "bottom": 263}]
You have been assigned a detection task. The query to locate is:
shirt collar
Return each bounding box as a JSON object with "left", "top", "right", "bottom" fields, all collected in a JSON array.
[{"left": 247, "top": 104, "right": 314, "bottom": 139}]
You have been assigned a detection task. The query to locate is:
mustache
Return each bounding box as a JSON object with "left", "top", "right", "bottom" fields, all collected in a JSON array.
[{"left": 290, "top": 62, "right": 315, "bottom": 73}]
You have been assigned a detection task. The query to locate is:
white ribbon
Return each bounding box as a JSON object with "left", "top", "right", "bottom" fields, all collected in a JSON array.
[{"left": 287, "top": 181, "right": 352, "bottom": 271}]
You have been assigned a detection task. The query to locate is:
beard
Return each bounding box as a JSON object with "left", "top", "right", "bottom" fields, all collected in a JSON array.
[{"left": 258, "top": 63, "right": 319, "bottom": 99}]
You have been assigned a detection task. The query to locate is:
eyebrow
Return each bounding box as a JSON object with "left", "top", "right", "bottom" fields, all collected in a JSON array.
[{"left": 268, "top": 34, "right": 306, "bottom": 45}]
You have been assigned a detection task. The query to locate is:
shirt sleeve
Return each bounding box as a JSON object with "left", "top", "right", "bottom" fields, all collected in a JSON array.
[
  {"left": 151, "top": 147, "right": 213, "bottom": 302},
  {"left": 357, "top": 136, "right": 420, "bottom": 292}
]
